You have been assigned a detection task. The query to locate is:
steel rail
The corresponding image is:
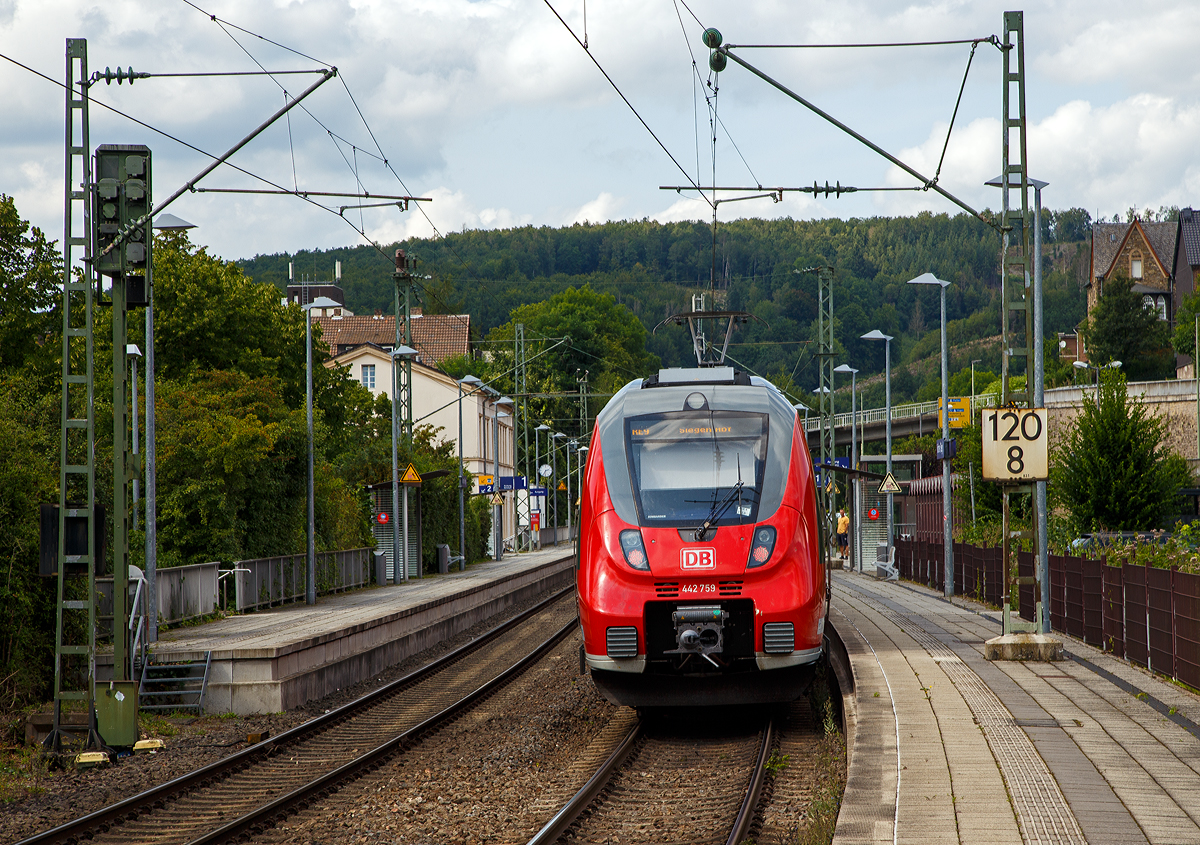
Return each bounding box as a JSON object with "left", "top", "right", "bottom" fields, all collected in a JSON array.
[
  {"left": 524, "top": 720, "right": 644, "bottom": 845},
  {"left": 190, "top": 613, "right": 580, "bottom": 845},
  {"left": 525, "top": 718, "right": 775, "bottom": 845},
  {"left": 726, "top": 719, "right": 776, "bottom": 845},
  {"left": 19, "top": 582, "right": 575, "bottom": 845}
]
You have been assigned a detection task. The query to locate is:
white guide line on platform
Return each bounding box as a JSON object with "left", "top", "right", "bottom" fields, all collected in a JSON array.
[{"left": 843, "top": 586, "right": 1086, "bottom": 845}]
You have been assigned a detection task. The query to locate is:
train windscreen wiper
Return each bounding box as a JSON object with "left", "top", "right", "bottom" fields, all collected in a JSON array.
[{"left": 694, "top": 456, "right": 744, "bottom": 542}]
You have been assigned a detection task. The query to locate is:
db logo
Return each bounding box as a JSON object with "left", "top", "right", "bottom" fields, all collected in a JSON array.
[{"left": 680, "top": 548, "right": 716, "bottom": 570}]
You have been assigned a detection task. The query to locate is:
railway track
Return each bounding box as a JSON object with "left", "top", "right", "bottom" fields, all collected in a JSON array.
[
  {"left": 20, "top": 588, "right": 578, "bottom": 845},
  {"left": 527, "top": 712, "right": 775, "bottom": 845}
]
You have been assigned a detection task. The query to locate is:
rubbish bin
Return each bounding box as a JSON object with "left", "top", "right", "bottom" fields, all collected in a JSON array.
[
  {"left": 374, "top": 550, "right": 387, "bottom": 586},
  {"left": 437, "top": 543, "right": 451, "bottom": 575}
]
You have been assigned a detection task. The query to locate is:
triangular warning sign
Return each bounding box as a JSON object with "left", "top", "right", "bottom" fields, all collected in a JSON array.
[
  {"left": 401, "top": 463, "right": 422, "bottom": 484},
  {"left": 877, "top": 471, "right": 902, "bottom": 495},
  {"left": 490, "top": 493, "right": 504, "bottom": 505},
  {"left": 557, "top": 481, "right": 567, "bottom": 491}
]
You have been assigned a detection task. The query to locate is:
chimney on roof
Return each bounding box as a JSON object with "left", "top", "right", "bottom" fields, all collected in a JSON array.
[{"left": 374, "top": 309, "right": 382, "bottom": 319}]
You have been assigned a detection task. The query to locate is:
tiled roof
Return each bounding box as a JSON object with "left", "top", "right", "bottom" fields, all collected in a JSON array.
[
  {"left": 313, "top": 313, "right": 470, "bottom": 368},
  {"left": 1181, "top": 207, "right": 1200, "bottom": 267},
  {"left": 1091, "top": 220, "right": 1177, "bottom": 279}
]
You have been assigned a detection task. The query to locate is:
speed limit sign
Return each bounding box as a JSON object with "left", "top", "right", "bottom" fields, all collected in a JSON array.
[{"left": 982, "top": 408, "right": 1048, "bottom": 481}]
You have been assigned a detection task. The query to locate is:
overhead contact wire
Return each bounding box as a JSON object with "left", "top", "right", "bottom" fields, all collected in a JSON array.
[{"left": 541, "top": 0, "right": 712, "bottom": 208}]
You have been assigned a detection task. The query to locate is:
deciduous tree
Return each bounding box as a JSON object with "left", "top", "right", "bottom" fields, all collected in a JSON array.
[{"left": 1078, "top": 275, "right": 1173, "bottom": 380}]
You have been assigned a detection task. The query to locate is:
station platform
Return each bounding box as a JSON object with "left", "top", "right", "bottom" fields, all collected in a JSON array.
[
  {"left": 831, "top": 568, "right": 1200, "bottom": 845},
  {"left": 148, "top": 547, "right": 575, "bottom": 715}
]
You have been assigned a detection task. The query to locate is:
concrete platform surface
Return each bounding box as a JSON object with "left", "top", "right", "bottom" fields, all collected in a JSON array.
[
  {"left": 832, "top": 568, "right": 1200, "bottom": 845},
  {"left": 149, "top": 547, "right": 576, "bottom": 714}
]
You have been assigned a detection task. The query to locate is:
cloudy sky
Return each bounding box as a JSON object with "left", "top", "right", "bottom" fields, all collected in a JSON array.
[{"left": 2, "top": 0, "right": 1197, "bottom": 264}]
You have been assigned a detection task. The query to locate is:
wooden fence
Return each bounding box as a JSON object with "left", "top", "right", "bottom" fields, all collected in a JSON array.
[{"left": 894, "top": 539, "right": 1200, "bottom": 690}]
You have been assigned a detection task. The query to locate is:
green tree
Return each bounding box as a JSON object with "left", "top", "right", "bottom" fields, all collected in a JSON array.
[
  {"left": 1050, "top": 369, "right": 1191, "bottom": 532},
  {"left": 1078, "top": 275, "right": 1173, "bottom": 380},
  {"left": 1172, "top": 290, "right": 1200, "bottom": 361},
  {"left": 150, "top": 231, "right": 307, "bottom": 399},
  {"left": 484, "top": 284, "right": 659, "bottom": 437},
  {"left": 0, "top": 376, "right": 60, "bottom": 705},
  {"left": 0, "top": 194, "right": 61, "bottom": 377}
]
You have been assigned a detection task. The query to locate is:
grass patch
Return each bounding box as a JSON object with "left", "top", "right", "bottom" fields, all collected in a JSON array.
[
  {"left": 0, "top": 745, "right": 52, "bottom": 804},
  {"left": 783, "top": 732, "right": 847, "bottom": 845}
]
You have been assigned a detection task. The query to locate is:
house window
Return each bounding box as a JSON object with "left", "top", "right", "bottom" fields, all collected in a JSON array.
[
  {"left": 1142, "top": 294, "right": 1156, "bottom": 313},
  {"left": 1157, "top": 296, "right": 1167, "bottom": 321},
  {"left": 361, "top": 364, "right": 376, "bottom": 389},
  {"left": 1131, "top": 254, "right": 1143, "bottom": 279}
]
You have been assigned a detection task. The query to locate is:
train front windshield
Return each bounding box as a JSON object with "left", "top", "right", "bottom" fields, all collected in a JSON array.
[{"left": 625, "top": 411, "right": 769, "bottom": 527}]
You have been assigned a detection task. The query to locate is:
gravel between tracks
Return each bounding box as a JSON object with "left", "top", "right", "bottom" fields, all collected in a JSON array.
[
  {"left": 257, "top": 631, "right": 622, "bottom": 845},
  {"left": 0, "top": 585, "right": 581, "bottom": 844}
]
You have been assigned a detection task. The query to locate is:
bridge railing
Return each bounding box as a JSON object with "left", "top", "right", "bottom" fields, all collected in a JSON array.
[{"left": 803, "top": 393, "right": 998, "bottom": 432}]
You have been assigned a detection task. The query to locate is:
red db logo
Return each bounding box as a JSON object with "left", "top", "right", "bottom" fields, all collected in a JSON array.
[{"left": 680, "top": 548, "right": 716, "bottom": 570}]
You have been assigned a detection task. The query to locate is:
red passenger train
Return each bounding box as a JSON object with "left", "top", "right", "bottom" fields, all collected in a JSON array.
[{"left": 576, "top": 366, "right": 830, "bottom": 707}]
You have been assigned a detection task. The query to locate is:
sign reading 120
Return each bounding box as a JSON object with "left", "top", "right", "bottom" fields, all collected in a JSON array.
[{"left": 981, "top": 408, "right": 1048, "bottom": 482}]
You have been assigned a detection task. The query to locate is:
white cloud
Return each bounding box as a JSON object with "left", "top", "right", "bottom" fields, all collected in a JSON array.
[
  {"left": 2, "top": 1, "right": 1198, "bottom": 260},
  {"left": 365, "top": 186, "right": 531, "bottom": 244},
  {"left": 568, "top": 192, "right": 624, "bottom": 225}
]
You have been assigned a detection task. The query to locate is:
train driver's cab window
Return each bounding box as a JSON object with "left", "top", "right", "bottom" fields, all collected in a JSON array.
[{"left": 625, "top": 411, "right": 768, "bottom": 527}]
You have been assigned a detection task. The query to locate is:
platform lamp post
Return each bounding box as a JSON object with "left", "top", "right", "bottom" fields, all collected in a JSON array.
[
  {"left": 566, "top": 441, "right": 578, "bottom": 542},
  {"left": 551, "top": 432, "right": 566, "bottom": 544},
  {"left": 492, "top": 398, "right": 513, "bottom": 560},
  {"left": 304, "top": 296, "right": 342, "bottom": 603},
  {"left": 145, "top": 213, "right": 196, "bottom": 641},
  {"left": 908, "top": 273, "right": 954, "bottom": 596},
  {"left": 535, "top": 424, "right": 551, "bottom": 548},
  {"left": 457, "top": 374, "right": 482, "bottom": 570},
  {"left": 834, "top": 364, "right": 858, "bottom": 571},
  {"left": 1073, "top": 359, "right": 1122, "bottom": 392},
  {"left": 389, "top": 344, "right": 420, "bottom": 582},
  {"left": 576, "top": 446, "right": 588, "bottom": 540},
  {"left": 861, "top": 329, "right": 894, "bottom": 563}
]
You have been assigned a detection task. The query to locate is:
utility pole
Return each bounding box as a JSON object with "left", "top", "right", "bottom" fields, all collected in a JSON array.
[
  {"left": 515, "top": 324, "right": 529, "bottom": 552},
  {"left": 49, "top": 38, "right": 102, "bottom": 753},
  {"left": 996, "top": 11, "right": 1042, "bottom": 639},
  {"left": 393, "top": 250, "right": 417, "bottom": 579}
]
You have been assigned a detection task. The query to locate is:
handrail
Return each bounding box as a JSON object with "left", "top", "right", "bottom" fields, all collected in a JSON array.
[
  {"left": 128, "top": 577, "right": 146, "bottom": 682},
  {"left": 803, "top": 392, "right": 998, "bottom": 432}
]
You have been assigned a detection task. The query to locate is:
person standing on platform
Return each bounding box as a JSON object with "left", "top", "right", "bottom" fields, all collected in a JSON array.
[{"left": 836, "top": 508, "right": 850, "bottom": 562}]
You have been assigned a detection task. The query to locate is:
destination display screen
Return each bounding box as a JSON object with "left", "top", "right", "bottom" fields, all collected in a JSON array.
[{"left": 625, "top": 411, "right": 768, "bottom": 526}]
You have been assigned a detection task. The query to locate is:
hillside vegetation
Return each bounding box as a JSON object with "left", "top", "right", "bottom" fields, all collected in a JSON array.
[{"left": 240, "top": 211, "right": 1089, "bottom": 408}]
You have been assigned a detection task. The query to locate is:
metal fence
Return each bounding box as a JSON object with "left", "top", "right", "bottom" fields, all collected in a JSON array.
[
  {"left": 98, "top": 560, "right": 220, "bottom": 627},
  {"left": 894, "top": 539, "right": 1200, "bottom": 690},
  {"left": 232, "top": 548, "right": 373, "bottom": 612},
  {"left": 804, "top": 392, "right": 998, "bottom": 432},
  {"left": 156, "top": 561, "right": 220, "bottom": 624}
]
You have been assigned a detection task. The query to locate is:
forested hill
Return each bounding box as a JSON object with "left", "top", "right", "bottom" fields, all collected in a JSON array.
[{"left": 239, "top": 211, "right": 1089, "bottom": 402}]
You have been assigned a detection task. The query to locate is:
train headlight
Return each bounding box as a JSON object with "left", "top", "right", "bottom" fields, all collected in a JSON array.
[
  {"left": 746, "top": 526, "right": 777, "bottom": 568},
  {"left": 619, "top": 529, "right": 650, "bottom": 571}
]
